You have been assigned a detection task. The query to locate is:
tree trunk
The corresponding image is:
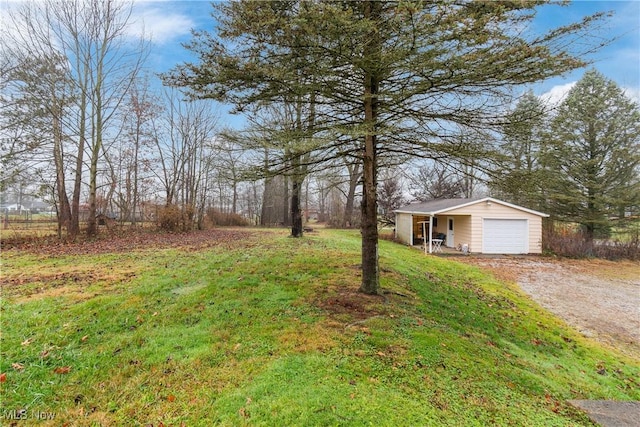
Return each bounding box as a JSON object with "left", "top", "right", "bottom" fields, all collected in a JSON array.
[
  {"left": 360, "top": 123, "right": 379, "bottom": 294},
  {"left": 87, "top": 65, "right": 105, "bottom": 238},
  {"left": 283, "top": 173, "right": 290, "bottom": 226},
  {"left": 232, "top": 179, "right": 238, "bottom": 214},
  {"left": 359, "top": 0, "right": 381, "bottom": 295},
  {"left": 291, "top": 167, "right": 303, "bottom": 237},
  {"left": 290, "top": 92, "right": 312, "bottom": 237},
  {"left": 289, "top": 126, "right": 303, "bottom": 236},
  {"left": 132, "top": 119, "right": 140, "bottom": 226},
  {"left": 86, "top": 139, "right": 101, "bottom": 237},
  {"left": 317, "top": 181, "right": 327, "bottom": 223},
  {"left": 343, "top": 162, "right": 360, "bottom": 228},
  {"left": 53, "top": 113, "right": 71, "bottom": 238},
  {"left": 69, "top": 98, "right": 87, "bottom": 240},
  {"left": 261, "top": 178, "right": 271, "bottom": 226}
]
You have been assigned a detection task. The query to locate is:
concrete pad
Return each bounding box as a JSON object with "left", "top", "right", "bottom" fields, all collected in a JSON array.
[{"left": 568, "top": 400, "right": 640, "bottom": 427}]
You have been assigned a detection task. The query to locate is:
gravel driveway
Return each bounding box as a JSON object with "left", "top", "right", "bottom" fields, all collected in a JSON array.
[{"left": 460, "top": 257, "right": 640, "bottom": 358}]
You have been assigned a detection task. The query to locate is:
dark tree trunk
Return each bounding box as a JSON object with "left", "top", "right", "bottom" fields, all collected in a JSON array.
[
  {"left": 291, "top": 173, "right": 303, "bottom": 237},
  {"left": 53, "top": 114, "right": 71, "bottom": 238},
  {"left": 343, "top": 162, "right": 360, "bottom": 228},
  {"left": 260, "top": 177, "right": 271, "bottom": 226},
  {"left": 359, "top": 1, "right": 381, "bottom": 295},
  {"left": 86, "top": 158, "right": 99, "bottom": 237},
  {"left": 283, "top": 173, "right": 290, "bottom": 226},
  {"left": 360, "top": 131, "right": 379, "bottom": 294}
]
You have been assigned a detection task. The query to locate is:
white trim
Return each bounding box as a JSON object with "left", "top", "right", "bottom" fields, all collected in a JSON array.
[
  {"left": 394, "top": 212, "right": 398, "bottom": 239},
  {"left": 429, "top": 216, "right": 433, "bottom": 254},
  {"left": 446, "top": 216, "right": 455, "bottom": 248}
]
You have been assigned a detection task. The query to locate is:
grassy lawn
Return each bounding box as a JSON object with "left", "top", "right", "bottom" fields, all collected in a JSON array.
[{"left": 1, "top": 228, "right": 638, "bottom": 426}]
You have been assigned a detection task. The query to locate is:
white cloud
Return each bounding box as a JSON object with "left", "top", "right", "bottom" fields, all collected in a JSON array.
[
  {"left": 539, "top": 82, "right": 640, "bottom": 108},
  {"left": 128, "top": 6, "right": 194, "bottom": 45},
  {"left": 622, "top": 86, "right": 640, "bottom": 105},
  {"left": 539, "top": 82, "right": 576, "bottom": 107},
  {"left": 2, "top": 1, "right": 195, "bottom": 47}
]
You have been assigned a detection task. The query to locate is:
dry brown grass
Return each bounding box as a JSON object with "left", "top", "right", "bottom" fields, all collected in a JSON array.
[
  {"left": 567, "top": 258, "right": 640, "bottom": 281},
  {"left": 0, "top": 261, "right": 138, "bottom": 303}
]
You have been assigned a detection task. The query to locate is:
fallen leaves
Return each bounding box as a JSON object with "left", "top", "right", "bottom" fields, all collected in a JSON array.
[
  {"left": 1, "top": 229, "right": 256, "bottom": 256},
  {"left": 238, "top": 407, "right": 249, "bottom": 418},
  {"left": 53, "top": 366, "right": 72, "bottom": 374},
  {"left": 544, "top": 391, "right": 561, "bottom": 413},
  {"left": 238, "top": 397, "right": 252, "bottom": 419},
  {"left": 596, "top": 361, "right": 607, "bottom": 375}
]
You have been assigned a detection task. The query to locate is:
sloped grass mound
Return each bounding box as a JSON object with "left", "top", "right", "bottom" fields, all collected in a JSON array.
[{"left": 1, "top": 229, "right": 637, "bottom": 426}]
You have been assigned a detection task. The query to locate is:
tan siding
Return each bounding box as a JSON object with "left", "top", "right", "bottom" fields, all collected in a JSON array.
[
  {"left": 396, "top": 213, "right": 413, "bottom": 245},
  {"left": 528, "top": 217, "right": 543, "bottom": 253},
  {"left": 453, "top": 216, "right": 472, "bottom": 251},
  {"left": 432, "top": 216, "right": 446, "bottom": 237},
  {"left": 396, "top": 199, "right": 545, "bottom": 253},
  {"left": 444, "top": 201, "right": 537, "bottom": 219},
  {"left": 443, "top": 202, "right": 544, "bottom": 254},
  {"left": 471, "top": 215, "right": 483, "bottom": 253},
  {"left": 431, "top": 215, "right": 473, "bottom": 251}
]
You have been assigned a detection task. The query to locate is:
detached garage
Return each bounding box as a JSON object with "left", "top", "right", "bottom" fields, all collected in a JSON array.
[{"left": 394, "top": 197, "right": 549, "bottom": 254}]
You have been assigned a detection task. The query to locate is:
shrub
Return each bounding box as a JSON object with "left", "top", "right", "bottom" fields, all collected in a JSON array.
[
  {"left": 205, "top": 208, "right": 249, "bottom": 227},
  {"left": 157, "top": 204, "right": 183, "bottom": 232},
  {"left": 543, "top": 225, "right": 639, "bottom": 260}
]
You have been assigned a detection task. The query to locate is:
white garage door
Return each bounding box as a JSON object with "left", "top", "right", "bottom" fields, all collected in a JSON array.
[{"left": 483, "top": 219, "right": 528, "bottom": 254}]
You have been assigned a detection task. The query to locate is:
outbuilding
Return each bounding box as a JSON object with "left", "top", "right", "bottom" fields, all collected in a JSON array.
[{"left": 394, "top": 197, "right": 549, "bottom": 254}]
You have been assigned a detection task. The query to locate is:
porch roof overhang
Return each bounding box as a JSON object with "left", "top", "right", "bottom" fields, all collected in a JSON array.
[{"left": 394, "top": 197, "right": 549, "bottom": 218}]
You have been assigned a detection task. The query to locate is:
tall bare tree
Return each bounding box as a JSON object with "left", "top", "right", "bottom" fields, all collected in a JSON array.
[
  {"left": 111, "top": 76, "right": 161, "bottom": 225},
  {"left": 151, "top": 89, "right": 219, "bottom": 230},
  {"left": 1, "top": 54, "right": 72, "bottom": 235},
  {"left": 3, "top": 0, "right": 148, "bottom": 238}
]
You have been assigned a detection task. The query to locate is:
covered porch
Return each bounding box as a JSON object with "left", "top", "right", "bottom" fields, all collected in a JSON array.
[
  {"left": 413, "top": 214, "right": 471, "bottom": 254},
  {"left": 395, "top": 198, "right": 548, "bottom": 255},
  {"left": 412, "top": 239, "right": 460, "bottom": 255}
]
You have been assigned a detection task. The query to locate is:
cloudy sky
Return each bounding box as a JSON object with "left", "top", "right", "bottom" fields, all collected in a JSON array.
[
  {"left": 128, "top": 0, "right": 639, "bottom": 121},
  {"left": 4, "top": 0, "right": 638, "bottom": 126}
]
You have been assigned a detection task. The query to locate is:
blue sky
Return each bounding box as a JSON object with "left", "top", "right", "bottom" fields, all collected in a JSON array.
[{"left": 131, "top": 1, "right": 640, "bottom": 127}]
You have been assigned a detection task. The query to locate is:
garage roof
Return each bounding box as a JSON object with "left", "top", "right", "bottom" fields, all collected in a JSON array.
[{"left": 394, "top": 197, "right": 549, "bottom": 217}]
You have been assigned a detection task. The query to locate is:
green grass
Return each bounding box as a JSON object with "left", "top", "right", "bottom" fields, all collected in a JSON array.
[{"left": 1, "top": 228, "right": 638, "bottom": 426}]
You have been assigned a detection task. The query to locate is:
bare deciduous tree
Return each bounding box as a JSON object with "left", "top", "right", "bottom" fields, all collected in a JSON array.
[{"left": 2, "top": 0, "right": 148, "bottom": 238}]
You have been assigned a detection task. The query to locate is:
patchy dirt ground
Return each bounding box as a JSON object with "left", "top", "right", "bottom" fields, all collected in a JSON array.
[{"left": 460, "top": 256, "right": 640, "bottom": 358}]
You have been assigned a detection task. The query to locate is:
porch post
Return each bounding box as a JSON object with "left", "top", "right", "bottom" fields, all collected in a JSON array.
[
  {"left": 394, "top": 212, "right": 398, "bottom": 239},
  {"left": 421, "top": 221, "right": 427, "bottom": 253},
  {"left": 428, "top": 216, "right": 433, "bottom": 254}
]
